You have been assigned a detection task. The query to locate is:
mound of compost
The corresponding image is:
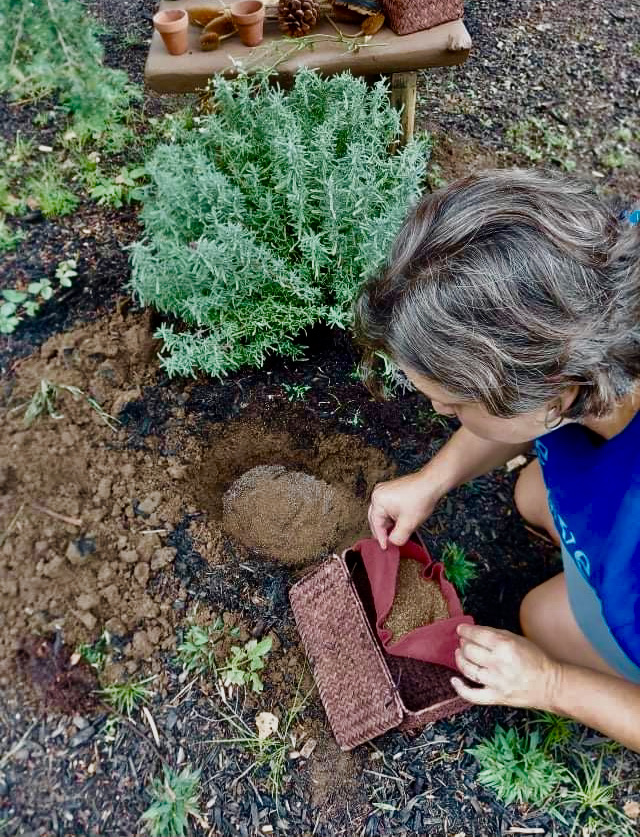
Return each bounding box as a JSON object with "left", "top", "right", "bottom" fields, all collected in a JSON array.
[{"left": 223, "top": 465, "right": 352, "bottom": 565}]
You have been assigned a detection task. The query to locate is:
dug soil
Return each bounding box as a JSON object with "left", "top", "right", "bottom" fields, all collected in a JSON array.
[{"left": 0, "top": 307, "right": 579, "bottom": 836}]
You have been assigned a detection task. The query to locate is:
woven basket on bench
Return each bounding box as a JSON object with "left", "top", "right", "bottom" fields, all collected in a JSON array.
[{"left": 381, "top": 0, "right": 464, "bottom": 36}]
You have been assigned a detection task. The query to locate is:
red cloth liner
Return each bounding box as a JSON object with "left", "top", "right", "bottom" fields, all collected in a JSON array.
[{"left": 355, "top": 538, "right": 475, "bottom": 672}]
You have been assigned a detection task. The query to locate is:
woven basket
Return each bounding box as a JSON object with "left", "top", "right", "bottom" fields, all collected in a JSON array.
[
  {"left": 290, "top": 549, "right": 469, "bottom": 750},
  {"left": 381, "top": 0, "right": 464, "bottom": 36}
]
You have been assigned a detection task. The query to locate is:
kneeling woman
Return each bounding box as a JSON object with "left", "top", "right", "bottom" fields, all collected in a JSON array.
[{"left": 356, "top": 170, "right": 640, "bottom": 751}]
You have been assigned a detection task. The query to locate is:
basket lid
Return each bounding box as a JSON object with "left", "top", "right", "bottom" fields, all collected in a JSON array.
[{"left": 290, "top": 554, "right": 404, "bottom": 750}]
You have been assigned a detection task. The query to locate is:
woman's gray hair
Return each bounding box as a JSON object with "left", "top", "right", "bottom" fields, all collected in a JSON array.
[{"left": 355, "top": 169, "right": 640, "bottom": 419}]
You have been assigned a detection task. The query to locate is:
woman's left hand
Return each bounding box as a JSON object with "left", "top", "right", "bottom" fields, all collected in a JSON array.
[{"left": 451, "top": 624, "right": 562, "bottom": 710}]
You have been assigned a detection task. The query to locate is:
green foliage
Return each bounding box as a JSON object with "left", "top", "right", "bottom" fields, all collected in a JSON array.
[
  {"left": 1, "top": 260, "right": 76, "bottom": 334},
  {"left": 214, "top": 676, "right": 312, "bottom": 798},
  {"left": 100, "top": 675, "right": 155, "bottom": 717},
  {"left": 468, "top": 725, "right": 564, "bottom": 807},
  {"left": 177, "top": 623, "right": 272, "bottom": 693},
  {"left": 176, "top": 619, "right": 223, "bottom": 675},
  {"left": 26, "top": 164, "right": 78, "bottom": 218},
  {"left": 553, "top": 754, "right": 636, "bottom": 836},
  {"left": 282, "top": 383, "right": 310, "bottom": 402},
  {"left": 1, "top": 0, "right": 139, "bottom": 142},
  {"left": 89, "top": 165, "right": 147, "bottom": 208},
  {"left": 505, "top": 116, "right": 576, "bottom": 171},
  {"left": 12, "top": 378, "right": 121, "bottom": 429},
  {"left": 528, "top": 710, "right": 575, "bottom": 752},
  {"left": 221, "top": 637, "right": 272, "bottom": 693},
  {"left": 441, "top": 541, "right": 478, "bottom": 595},
  {"left": 142, "top": 764, "right": 202, "bottom": 837},
  {"left": 77, "top": 630, "right": 110, "bottom": 670},
  {"left": 131, "top": 69, "right": 428, "bottom": 378},
  {"left": 0, "top": 218, "right": 25, "bottom": 253}
]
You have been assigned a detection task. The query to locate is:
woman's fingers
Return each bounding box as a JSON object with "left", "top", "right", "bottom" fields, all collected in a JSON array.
[
  {"left": 455, "top": 647, "right": 492, "bottom": 686},
  {"left": 451, "top": 676, "right": 497, "bottom": 705},
  {"left": 459, "top": 638, "right": 493, "bottom": 668},
  {"left": 457, "top": 623, "right": 503, "bottom": 649},
  {"left": 368, "top": 503, "right": 392, "bottom": 549}
]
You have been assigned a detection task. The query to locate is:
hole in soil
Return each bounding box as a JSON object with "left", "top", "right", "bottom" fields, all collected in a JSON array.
[{"left": 193, "top": 420, "right": 394, "bottom": 565}]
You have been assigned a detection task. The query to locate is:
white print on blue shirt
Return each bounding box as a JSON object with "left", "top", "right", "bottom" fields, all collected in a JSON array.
[{"left": 535, "top": 441, "right": 592, "bottom": 581}]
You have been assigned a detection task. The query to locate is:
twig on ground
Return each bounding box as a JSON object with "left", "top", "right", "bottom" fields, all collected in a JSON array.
[
  {"left": 0, "top": 721, "right": 38, "bottom": 769},
  {"left": 0, "top": 502, "right": 25, "bottom": 548},
  {"left": 31, "top": 503, "right": 83, "bottom": 527}
]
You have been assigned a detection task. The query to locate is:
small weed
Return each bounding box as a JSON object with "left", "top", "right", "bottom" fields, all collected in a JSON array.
[
  {"left": 211, "top": 675, "right": 313, "bottom": 802},
  {"left": 0, "top": 219, "right": 25, "bottom": 255},
  {"left": 141, "top": 764, "right": 203, "bottom": 837},
  {"left": 553, "top": 754, "right": 636, "bottom": 836},
  {"left": 12, "top": 379, "right": 120, "bottom": 431},
  {"left": 417, "top": 406, "right": 452, "bottom": 431},
  {"left": 282, "top": 383, "right": 311, "bottom": 402},
  {"left": 89, "top": 165, "right": 147, "bottom": 208},
  {"left": 221, "top": 636, "right": 272, "bottom": 693},
  {"left": 76, "top": 630, "right": 111, "bottom": 671},
  {"left": 100, "top": 675, "right": 155, "bottom": 717},
  {"left": 441, "top": 541, "right": 478, "bottom": 595},
  {"left": 176, "top": 619, "right": 223, "bottom": 674},
  {"left": 55, "top": 258, "right": 78, "bottom": 286},
  {"left": 468, "top": 724, "right": 565, "bottom": 807},
  {"left": 177, "top": 624, "right": 272, "bottom": 693},
  {"left": 348, "top": 408, "right": 364, "bottom": 428},
  {"left": 505, "top": 116, "right": 576, "bottom": 171},
  {"left": 26, "top": 165, "right": 79, "bottom": 219},
  {"left": 528, "top": 710, "right": 575, "bottom": 752}
]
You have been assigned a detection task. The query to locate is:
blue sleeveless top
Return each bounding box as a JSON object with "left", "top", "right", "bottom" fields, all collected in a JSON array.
[{"left": 535, "top": 413, "right": 640, "bottom": 667}]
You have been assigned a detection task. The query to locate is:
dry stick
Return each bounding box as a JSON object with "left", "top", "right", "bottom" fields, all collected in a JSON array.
[
  {"left": 504, "top": 830, "right": 546, "bottom": 835},
  {"left": 97, "top": 701, "right": 164, "bottom": 763},
  {"left": 0, "top": 502, "right": 25, "bottom": 548},
  {"left": 0, "top": 721, "right": 38, "bottom": 769},
  {"left": 31, "top": 503, "right": 83, "bottom": 527}
]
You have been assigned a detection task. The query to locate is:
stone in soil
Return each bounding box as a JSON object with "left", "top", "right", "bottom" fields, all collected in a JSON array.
[{"left": 384, "top": 559, "right": 450, "bottom": 641}]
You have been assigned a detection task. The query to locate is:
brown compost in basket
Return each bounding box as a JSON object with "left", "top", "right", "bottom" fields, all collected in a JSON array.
[{"left": 289, "top": 538, "right": 475, "bottom": 750}]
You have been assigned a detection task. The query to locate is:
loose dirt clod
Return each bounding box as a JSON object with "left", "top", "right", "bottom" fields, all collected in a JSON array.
[
  {"left": 384, "top": 559, "right": 450, "bottom": 640},
  {"left": 223, "top": 465, "right": 344, "bottom": 565}
]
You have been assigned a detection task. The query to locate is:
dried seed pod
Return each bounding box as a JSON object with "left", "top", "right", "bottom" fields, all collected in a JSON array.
[
  {"left": 188, "top": 6, "right": 229, "bottom": 26},
  {"left": 361, "top": 11, "right": 385, "bottom": 34},
  {"left": 203, "top": 13, "right": 236, "bottom": 36}
]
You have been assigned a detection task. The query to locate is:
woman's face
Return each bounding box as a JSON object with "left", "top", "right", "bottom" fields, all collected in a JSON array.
[{"left": 402, "top": 369, "right": 575, "bottom": 444}]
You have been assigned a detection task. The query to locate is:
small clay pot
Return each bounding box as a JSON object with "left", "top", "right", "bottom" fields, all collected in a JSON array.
[
  {"left": 230, "top": 0, "right": 265, "bottom": 47},
  {"left": 153, "top": 8, "right": 189, "bottom": 55}
]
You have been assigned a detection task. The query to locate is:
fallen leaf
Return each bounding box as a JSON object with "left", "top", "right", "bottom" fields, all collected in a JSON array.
[
  {"left": 256, "top": 711, "right": 279, "bottom": 740},
  {"left": 624, "top": 799, "right": 640, "bottom": 819}
]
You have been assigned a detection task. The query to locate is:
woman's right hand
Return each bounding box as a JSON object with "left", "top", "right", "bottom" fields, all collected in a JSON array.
[{"left": 367, "top": 470, "right": 442, "bottom": 549}]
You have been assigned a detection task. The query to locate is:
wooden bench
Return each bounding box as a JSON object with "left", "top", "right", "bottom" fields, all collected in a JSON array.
[{"left": 145, "top": 0, "right": 472, "bottom": 142}]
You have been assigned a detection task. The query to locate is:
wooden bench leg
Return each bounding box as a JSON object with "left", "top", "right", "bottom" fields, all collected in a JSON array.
[{"left": 390, "top": 71, "right": 417, "bottom": 146}]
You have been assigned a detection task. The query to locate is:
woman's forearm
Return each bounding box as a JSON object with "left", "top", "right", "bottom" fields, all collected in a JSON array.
[
  {"left": 420, "top": 426, "right": 531, "bottom": 498},
  {"left": 550, "top": 664, "right": 640, "bottom": 752}
]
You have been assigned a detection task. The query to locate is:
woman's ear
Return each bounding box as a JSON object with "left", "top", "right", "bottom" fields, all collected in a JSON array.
[{"left": 559, "top": 385, "right": 579, "bottom": 413}]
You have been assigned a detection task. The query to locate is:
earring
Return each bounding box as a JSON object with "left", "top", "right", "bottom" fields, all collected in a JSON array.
[{"left": 544, "top": 403, "right": 563, "bottom": 430}]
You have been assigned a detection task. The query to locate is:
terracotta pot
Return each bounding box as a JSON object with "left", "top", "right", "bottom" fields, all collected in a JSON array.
[
  {"left": 230, "top": 0, "right": 265, "bottom": 47},
  {"left": 153, "top": 8, "right": 189, "bottom": 55}
]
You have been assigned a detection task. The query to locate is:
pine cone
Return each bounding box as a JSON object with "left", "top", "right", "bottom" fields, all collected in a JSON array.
[{"left": 278, "top": 0, "right": 319, "bottom": 37}]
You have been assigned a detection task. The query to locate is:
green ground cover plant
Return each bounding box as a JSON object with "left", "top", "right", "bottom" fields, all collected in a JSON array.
[
  {"left": 131, "top": 69, "right": 429, "bottom": 378},
  {"left": 1, "top": 0, "right": 139, "bottom": 144},
  {"left": 441, "top": 541, "right": 478, "bottom": 595},
  {"left": 141, "top": 764, "right": 203, "bottom": 837},
  {"left": 100, "top": 675, "right": 156, "bottom": 717},
  {"left": 468, "top": 725, "right": 564, "bottom": 807}
]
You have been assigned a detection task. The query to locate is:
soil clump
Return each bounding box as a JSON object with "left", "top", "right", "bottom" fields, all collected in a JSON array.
[
  {"left": 384, "top": 559, "right": 450, "bottom": 641},
  {"left": 223, "top": 465, "right": 357, "bottom": 565}
]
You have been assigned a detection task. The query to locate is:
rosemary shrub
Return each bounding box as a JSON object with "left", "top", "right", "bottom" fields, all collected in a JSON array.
[{"left": 130, "top": 69, "right": 429, "bottom": 378}]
